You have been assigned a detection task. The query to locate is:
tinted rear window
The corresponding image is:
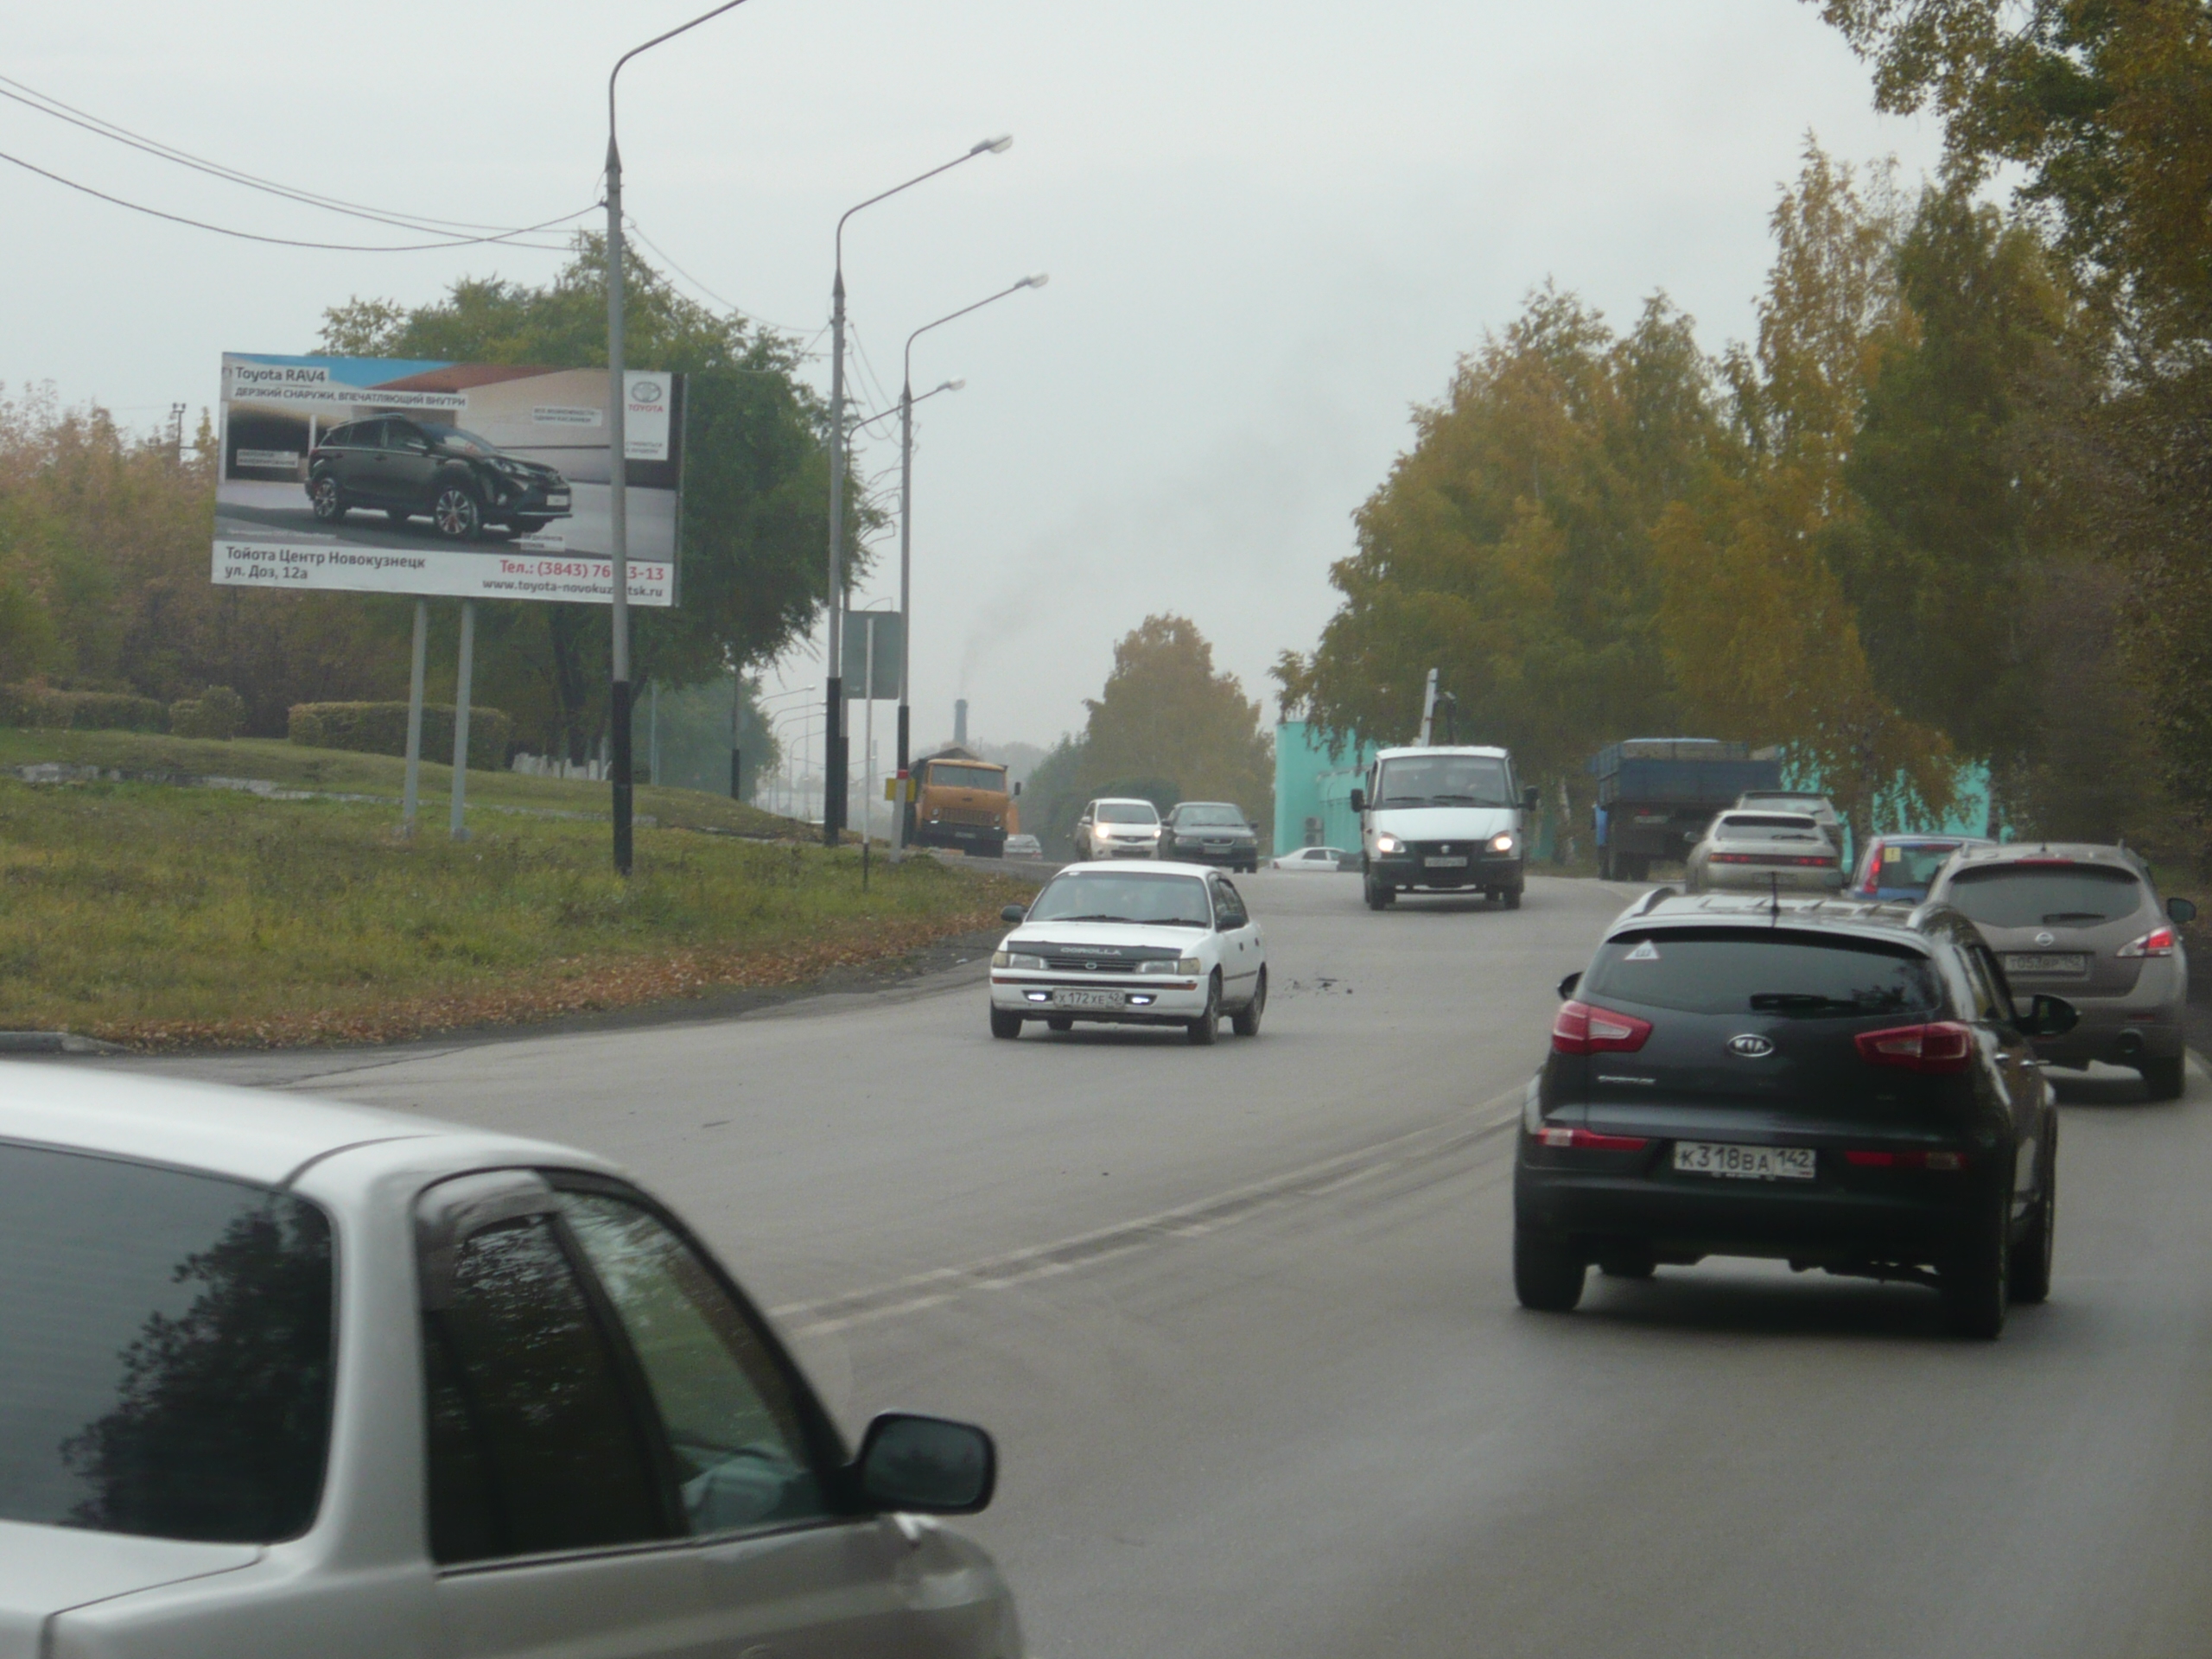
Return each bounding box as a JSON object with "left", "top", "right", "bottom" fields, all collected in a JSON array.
[
  {"left": 1717, "top": 816, "right": 1823, "bottom": 840},
  {"left": 1581, "top": 928, "right": 1942, "bottom": 1018},
  {"left": 0, "top": 1141, "right": 334, "bottom": 1542},
  {"left": 1946, "top": 864, "right": 2142, "bottom": 928}
]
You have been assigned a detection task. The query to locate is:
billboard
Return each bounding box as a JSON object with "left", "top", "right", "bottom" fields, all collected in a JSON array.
[{"left": 213, "top": 353, "right": 682, "bottom": 606}]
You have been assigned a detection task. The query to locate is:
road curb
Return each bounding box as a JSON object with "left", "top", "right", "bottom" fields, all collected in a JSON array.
[{"left": 0, "top": 1031, "right": 126, "bottom": 1055}]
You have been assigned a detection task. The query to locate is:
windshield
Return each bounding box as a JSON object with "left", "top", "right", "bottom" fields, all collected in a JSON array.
[
  {"left": 1376, "top": 754, "right": 1513, "bottom": 807},
  {"left": 1871, "top": 843, "right": 1970, "bottom": 892},
  {"left": 1027, "top": 872, "right": 1210, "bottom": 925},
  {"left": 1945, "top": 864, "right": 2143, "bottom": 928},
  {"left": 1581, "top": 929, "right": 1942, "bottom": 1018},
  {"left": 1175, "top": 804, "right": 1247, "bottom": 827},
  {"left": 1742, "top": 795, "right": 1829, "bottom": 814},
  {"left": 0, "top": 1141, "right": 334, "bottom": 1542},
  {"left": 1097, "top": 802, "right": 1159, "bottom": 825},
  {"left": 927, "top": 764, "right": 1004, "bottom": 791},
  {"left": 1716, "top": 815, "right": 1824, "bottom": 841},
  {"left": 416, "top": 423, "right": 501, "bottom": 456}
]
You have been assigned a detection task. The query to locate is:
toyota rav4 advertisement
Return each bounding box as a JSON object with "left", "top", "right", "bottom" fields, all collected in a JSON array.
[{"left": 213, "top": 353, "right": 682, "bottom": 606}]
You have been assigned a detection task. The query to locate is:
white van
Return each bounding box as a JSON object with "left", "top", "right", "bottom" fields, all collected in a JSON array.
[{"left": 1349, "top": 745, "right": 1538, "bottom": 910}]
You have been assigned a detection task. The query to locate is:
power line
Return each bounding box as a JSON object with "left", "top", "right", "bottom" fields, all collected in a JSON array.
[
  {"left": 0, "top": 72, "right": 584, "bottom": 240},
  {"left": 0, "top": 145, "right": 593, "bottom": 252}
]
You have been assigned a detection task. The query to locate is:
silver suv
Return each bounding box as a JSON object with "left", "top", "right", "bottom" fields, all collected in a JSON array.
[{"left": 1926, "top": 842, "right": 2197, "bottom": 1099}]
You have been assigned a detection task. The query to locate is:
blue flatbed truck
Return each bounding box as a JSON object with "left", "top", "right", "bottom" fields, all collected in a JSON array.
[{"left": 1588, "top": 739, "right": 1783, "bottom": 881}]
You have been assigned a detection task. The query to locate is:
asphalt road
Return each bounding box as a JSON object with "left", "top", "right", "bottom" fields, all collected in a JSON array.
[{"left": 101, "top": 872, "right": 2212, "bottom": 1657}]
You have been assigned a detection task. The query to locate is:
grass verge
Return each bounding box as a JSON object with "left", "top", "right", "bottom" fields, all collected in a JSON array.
[{"left": 0, "top": 774, "right": 1024, "bottom": 1049}]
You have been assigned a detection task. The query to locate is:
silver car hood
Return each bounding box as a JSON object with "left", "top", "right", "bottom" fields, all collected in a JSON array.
[
  {"left": 0, "top": 1521, "right": 257, "bottom": 1656},
  {"left": 1370, "top": 805, "right": 1516, "bottom": 842}
]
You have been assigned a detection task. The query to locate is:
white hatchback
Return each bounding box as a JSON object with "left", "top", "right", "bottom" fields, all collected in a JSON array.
[
  {"left": 0, "top": 1066, "right": 1022, "bottom": 1659},
  {"left": 989, "top": 862, "right": 1267, "bottom": 1043}
]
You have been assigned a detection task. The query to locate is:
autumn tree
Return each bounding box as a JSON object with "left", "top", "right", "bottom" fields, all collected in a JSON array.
[{"left": 1077, "top": 615, "right": 1272, "bottom": 823}]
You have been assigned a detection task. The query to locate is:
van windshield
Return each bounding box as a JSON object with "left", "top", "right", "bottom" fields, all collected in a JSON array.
[
  {"left": 1580, "top": 929, "right": 1942, "bottom": 1018},
  {"left": 1376, "top": 755, "right": 1512, "bottom": 807}
]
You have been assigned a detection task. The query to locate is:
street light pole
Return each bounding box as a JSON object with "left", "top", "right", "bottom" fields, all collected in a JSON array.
[
  {"left": 606, "top": 0, "right": 752, "bottom": 874},
  {"left": 823, "top": 134, "right": 1012, "bottom": 848},
  {"left": 894, "top": 274, "right": 1046, "bottom": 856}
]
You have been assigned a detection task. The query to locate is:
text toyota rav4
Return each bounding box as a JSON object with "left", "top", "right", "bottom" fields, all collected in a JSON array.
[
  {"left": 1515, "top": 891, "right": 2075, "bottom": 1338},
  {"left": 308, "top": 417, "right": 572, "bottom": 541}
]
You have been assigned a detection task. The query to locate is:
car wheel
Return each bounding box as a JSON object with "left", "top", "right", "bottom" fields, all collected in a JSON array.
[
  {"left": 989, "top": 1007, "right": 1023, "bottom": 1040},
  {"left": 1514, "top": 1224, "right": 1586, "bottom": 1312},
  {"left": 1046, "top": 1016, "right": 1073, "bottom": 1033},
  {"left": 2010, "top": 1126, "right": 2056, "bottom": 1305},
  {"left": 432, "top": 483, "right": 485, "bottom": 541},
  {"left": 1941, "top": 1187, "right": 2011, "bottom": 1339},
  {"left": 1230, "top": 968, "right": 1267, "bottom": 1037},
  {"left": 309, "top": 474, "right": 346, "bottom": 522},
  {"left": 2139, "top": 1055, "right": 2185, "bottom": 1101},
  {"left": 1503, "top": 887, "right": 1523, "bottom": 911},
  {"left": 1363, "top": 874, "right": 1395, "bottom": 911},
  {"left": 1186, "top": 973, "right": 1221, "bottom": 1045},
  {"left": 1598, "top": 848, "right": 1613, "bottom": 880}
]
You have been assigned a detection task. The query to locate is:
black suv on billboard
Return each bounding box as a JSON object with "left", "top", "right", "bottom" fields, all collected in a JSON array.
[
  {"left": 306, "top": 417, "right": 571, "bottom": 540},
  {"left": 1516, "top": 890, "right": 2076, "bottom": 1338}
]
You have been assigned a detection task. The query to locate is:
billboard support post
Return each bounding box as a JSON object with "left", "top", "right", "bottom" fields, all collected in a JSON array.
[
  {"left": 606, "top": 133, "right": 634, "bottom": 877},
  {"left": 450, "top": 601, "right": 475, "bottom": 842},
  {"left": 401, "top": 599, "right": 428, "bottom": 837}
]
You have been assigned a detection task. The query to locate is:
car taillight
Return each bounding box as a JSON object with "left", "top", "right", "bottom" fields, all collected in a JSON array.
[
  {"left": 1535, "top": 1126, "right": 1650, "bottom": 1151},
  {"left": 1853, "top": 1021, "right": 1973, "bottom": 1074},
  {"left": 1552, "top": 1000, "right": 1653, "bottom": 1054},
  {"left": 2118, "top": 926, "right": 2177, "bottom": 958},
  {"left": 1710, "top": 853, "right": 1753, "bottom": 863},
  {"left": 1842, "top": 1148, "right": 1971, "bottom": 1171}
]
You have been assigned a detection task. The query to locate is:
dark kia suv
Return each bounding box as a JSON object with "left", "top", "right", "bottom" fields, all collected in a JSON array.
[
  {"left": 307, "top": 417, "right": 571, "bottom": 541},
  {"left": 1515, "top": 890, "right": 2076, "bottom": 1338}
]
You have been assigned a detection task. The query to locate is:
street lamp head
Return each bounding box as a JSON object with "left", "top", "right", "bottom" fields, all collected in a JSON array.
[
  {"left": 946, "top": 379, "right": 967, "bottom": 392},
  {"left": 1020, "top": 272, "right": 1049, "bottom": 289},
  {"left": 975, "top": 134, "right": 1014, "bottom": 155}
]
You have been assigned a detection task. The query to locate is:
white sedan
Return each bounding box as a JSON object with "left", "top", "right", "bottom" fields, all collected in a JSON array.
[
  {"left": 989, "top": 861, "right": 1266, "bottom": 1044},
  {"left": 0, "top": 1066, "right": 1022, "bottom": 1659},
  {"left": 1268, "top": 845, "right": 1352, "bottom": 873}
]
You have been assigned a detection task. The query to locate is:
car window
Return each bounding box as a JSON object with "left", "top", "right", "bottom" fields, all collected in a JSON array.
[
  {"left": 1944, "top": 864, "right": 2143, "bottom": 928},
  {"left": 1715, "top": 815, "right": 1824, "bottom": 840},
  {"left": 556, "top": 1192, "right": 824, "bottom": 1537},
  {"left": 1096, "top": 802, "right": 1158, "bottom": 824},
  {"left": 1580, "top": 928, "right": 1943, "bottom": 1018},
  {"left": 422, "top": 1215, "right": 670, "bottom": 1565},
  {"left": 1177, "top": 804, "right": 1246, "bottom": 827},
  {"left": 1881, "top": 843, "right": 1964, "bottom": 892},
  {"left": 0, "top": 1141, "right": 334, "bottom": 1545},
  {"left": 322, "top": 423, "right": 355, "bottom": 448},
  {"left": 1027, "top": 871, "right": 1211, "bottom": 925},
  {"left": 351, "top": 420, "right": 386, "bottom": 449},
  {"left": 1211, "top": 879, "right": 1248, "bottom": 929},
  {"left": 1960, "top": 944, "right": 2013, "bottom": 1025}
]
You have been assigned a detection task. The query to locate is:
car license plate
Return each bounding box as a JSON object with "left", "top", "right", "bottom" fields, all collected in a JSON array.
[
  {"left": 545, "top": 493, "right": 570, "bottom": 508},
  {"left": 2003, "top": 952, "right": 2088, "bottom": 976},
  {"left": 1673, "top": 1141, "right": 1815, "bottom": 1181},
  {"left": 1055, "top": 989, "right": 1124, "bottom": 1010},
  {"left": 1424, "top": 855, "right": 1468, "bottom": 868}
]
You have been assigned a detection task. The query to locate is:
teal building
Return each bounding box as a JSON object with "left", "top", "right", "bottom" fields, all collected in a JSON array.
[{"left": 1274, "top": 720, "right": 1377, "bottom": 853}]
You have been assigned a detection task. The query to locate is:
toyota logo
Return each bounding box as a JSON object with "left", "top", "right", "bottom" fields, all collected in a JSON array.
[
  {"left": 1440, "top": 844, "right": 1452, "bottom": 853},
  {"left": 1727, "top": 1033, "right": 1776, "bottom": 1058},
  {"left": 2034, "top": 931, "right": 2056, "bottom": 947},
  {"left": 629, "top": 378, "right": 664, "bottom": 404}
]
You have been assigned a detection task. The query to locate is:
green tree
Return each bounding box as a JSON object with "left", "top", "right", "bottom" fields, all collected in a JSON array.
[{"left": 1077, "top": 615, "right": 1272, "bottom": 828}]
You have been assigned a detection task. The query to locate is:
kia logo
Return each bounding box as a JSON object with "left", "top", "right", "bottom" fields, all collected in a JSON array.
[
  {"left": 629, "top": 378, "right": 664, "bottom": 404},
  {"left": 1728, "top": 1033, "right": 1776, "bottom": 1058},
  {"left": 2034, "top": 931, "right": 2056, "bottom": 947}
]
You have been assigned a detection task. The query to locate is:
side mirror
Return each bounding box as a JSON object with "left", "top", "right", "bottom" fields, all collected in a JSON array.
[
  {"left": 1557, "top": 971, "right": 1581, "bottom": 999},
  {"left": 2016, "top": 994, "right": 2080, "bottom": 1038},
  {"left": 1522, "top": 785, "right": 1540, "bottom": 813},
  {"left": 2167, "top": 895, "right": 2197, "bottom": 925},
  {"left": 853, "top": 1413, "right": 996, "bottom": 1515},
  {"left": 1349, "top": 788, "right": 1366, "bottom": 815},
  {"left": 1000, "top": 904, "right": 1026, "bottom": 924}
]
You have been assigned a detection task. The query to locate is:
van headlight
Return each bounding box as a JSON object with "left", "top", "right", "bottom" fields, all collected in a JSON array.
[
  {"left": 992, "top": 950, "right": 1046, "bottom": 969},
  {"left": 1491, "top": 832, "right": 1516, "bottom": 853},
  {"left": 1376, "top": 833, "right": 1406, "bottom": 855}
]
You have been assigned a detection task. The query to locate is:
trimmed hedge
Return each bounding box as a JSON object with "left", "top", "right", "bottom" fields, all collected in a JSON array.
[
  {"left": 169, "top": 686, "right": 245, "bottom": 741},
  {"left": 289, "top": 702, "right": 513, "bottom": 772},
  {"left": 0, "top": 684, "right": 168, "bottom": 733}
]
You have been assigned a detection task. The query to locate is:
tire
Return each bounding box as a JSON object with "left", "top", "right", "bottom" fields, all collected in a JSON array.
[
  {"left": 1598, "top": 847, "right": 1613, "bottom": 880},
  {"left": 2140, "top": 1055, "right": 2185, "bottom": 1102},
  {"left": 1046, "top": 1016, "right": 1073, "bottom": 1033},
  {"left": 309, "top": 474, "right": 347, "bottom": 523},
  {"left": 1502, "top": 887, "right": 1523, "bottom": 911},
  {"left": 1363, "top": 874, "right": 1395, "bottom": 911},
  {"left": 385, "top": 508, "right": 410, "bottom": 526},
  {"left": 1231, "top": 968, "right": 1267, "bottom": 1037},
  {"left": 432, "top": 482, "right": 485, "bottom": 541},
  {"left": 1623, "top": 854, "right": 1650, "bottom": 882},
  {"left": 1941, "top": 1187, "right": 2012, "bottom": 1339},
  {"left": 1514, "top": 1224, "right": 1586, "bottom": 1312},
  {"left": 988, "top": 1007, "right": 1023, "bottom": 1040},
  {"left": 2011, "top": 1127, "right": 2056, "bottom": 1305},
  {"left": 1186, "top": 973, "right": 1221, "bottom": 1045}
]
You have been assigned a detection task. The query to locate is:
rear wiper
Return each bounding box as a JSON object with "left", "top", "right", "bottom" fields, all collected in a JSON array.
[
  {"left": 1749, "top": 992, "right": 1868, "bottom": 1014},
  {"left": 2040, "top": 912, "right": 2108, "bottom": 924}
]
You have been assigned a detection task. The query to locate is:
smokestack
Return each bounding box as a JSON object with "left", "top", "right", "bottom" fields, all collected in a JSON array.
[{"left": 954, "top": 699, "right": 969, "bottom": 747}]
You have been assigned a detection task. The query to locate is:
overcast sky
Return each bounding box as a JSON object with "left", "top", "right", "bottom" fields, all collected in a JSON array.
[{"left": 7, "top": 1, "right": 1942, "bottom": 759}]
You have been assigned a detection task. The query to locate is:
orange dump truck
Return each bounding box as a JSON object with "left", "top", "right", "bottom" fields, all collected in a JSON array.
[{"left": 905, "top": 746, "right": 1019, "bottom": 857}]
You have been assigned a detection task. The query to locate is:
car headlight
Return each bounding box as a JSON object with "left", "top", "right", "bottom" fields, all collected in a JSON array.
[
  {"left": 992, "top": 950, "right": 1046, "bottom": 969},
  {"left": 1376, "top": 833, "right": 1405, "bottom": 855},
  {"left": 1491, "top": 832, "right": 1516, "bottom": 853},
  {"left": 1136, "top": 956, "right": 1203, "bottom": 975}
]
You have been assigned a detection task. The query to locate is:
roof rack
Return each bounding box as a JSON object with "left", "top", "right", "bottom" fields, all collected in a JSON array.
[{"left": 1630, "top": 886, "right": 1678, "bottom": 916}]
